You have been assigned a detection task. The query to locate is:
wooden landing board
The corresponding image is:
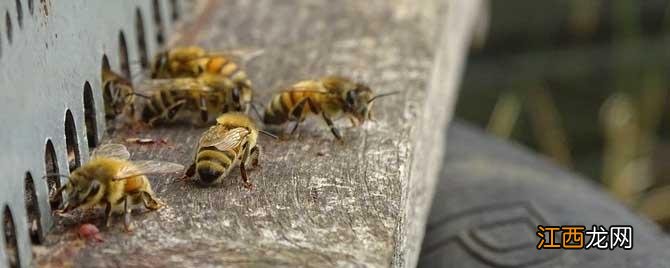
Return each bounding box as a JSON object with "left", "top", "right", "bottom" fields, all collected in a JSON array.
[{"left": 34, "top": 0, "right": 483, "bottom": 267}]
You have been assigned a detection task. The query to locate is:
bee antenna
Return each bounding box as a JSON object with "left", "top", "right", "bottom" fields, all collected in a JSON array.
[
  {"left": 250, "top": 102, "right": 264, "bottom": 120},
  {"left": 259, "top": 129, "right": 279, "bottom": 140},
  {"left": 368, "top": 91, "right": 400, "bottom": 103},
  {"left": 130, "top": 92, "right": 152, "bottom": 99}
]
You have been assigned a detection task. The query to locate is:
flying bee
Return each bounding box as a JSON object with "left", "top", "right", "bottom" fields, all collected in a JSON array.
[
  {"left": 263, "top": 76, "right": 398, "bottom": 140},
  {"left": 183, "top": 113, "right": 276, "bottom": 188},
  {"left": 49, "top": 144, "right": 183, "bottom": 231},
  {"left": 136, "top": 74, "right": 253, "bottom": 126},
  {"left": 102, "top": 69, "right": 136, "bottom": 119}
]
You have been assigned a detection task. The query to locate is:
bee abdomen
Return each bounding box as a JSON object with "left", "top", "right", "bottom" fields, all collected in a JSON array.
[
  {"left": 195, "top": 148, "right": 237, "bottom": 184},
  {"left": 197, "top": 166, "right": 223, "bottom": 184},
  {"left": 263, "top": 93, "right": 294, "bottom": 125}
]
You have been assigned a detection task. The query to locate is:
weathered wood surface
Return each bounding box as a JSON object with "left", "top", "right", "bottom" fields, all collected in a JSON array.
[{"left": 34, "top": 0, "right": 482, "bottom": 267}]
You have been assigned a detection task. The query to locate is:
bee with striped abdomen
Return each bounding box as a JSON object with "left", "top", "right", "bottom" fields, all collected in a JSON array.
[
  {"left": 263, "top": 76, "right": 397, "bottom": 140},
  {"left": 183, "top": 113, "right": 275, "bottom": 188},
  {"left": 136, "top": 74, "right": 252, "bottom": 126},
  {"left": 150, "top": 46, "right": 206, "bottom": 79},
  {"left": 50, "top": 144, "right": 183, "bottom": 231},
  {"left": 150, "top": 46, "right": 254, "bottom": 98}
]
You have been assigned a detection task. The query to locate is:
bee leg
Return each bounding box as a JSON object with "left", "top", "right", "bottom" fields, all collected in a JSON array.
[
  {"left": 368, "top": 110, "right": 376, "bottom": 122},
  {"left": 288, "top": 98, "right": 310, "bottom": 136},
  {"left": 127, "top": 101, "right": 136, "bottom": 119},
  {"left": 147, "top": 116, "right": 160, "bottom": 127},
  {"left": 104, "top": 201, "right": 113, "bottom": 228},
  {"left": 240, "top": 145, "right": 253, "bottom": 189},
  {"left": 289, "top": 121, "right": 301, "bottom": 136},
  {"left": 321, "top": 112, "right": 342, "bottom": 140},
  {"left": 123, "top": 196, "right": 134, "bottom": 232},
  {"left": 179, "top": 163, "right": 196, "bottom": 181},
  {"left": 302, "top": 98, "right": 343, "bottom": 140},
  {"left": 141, "top": 192, "right": 162, "bottom": 210},
  {"left": 246, "top": 145, "right": 261, "bottom": 169},
  {"left": 166, "top": 99, "right": 187, "bottom": 120},
  {"left": 349, "top": 117, "right": 358, "bottom": 127},
  {"left": 202, "top": 96, "right": 211, "bottom": 124},
  {"left": 148, "top": 99, "right": 186, "bottom": 125},
  {"left": 121, "top": 93, "right": 136, "bottom": 119},
  {"left": 239, "top": 162, "right": 253, "bottom": 189}
]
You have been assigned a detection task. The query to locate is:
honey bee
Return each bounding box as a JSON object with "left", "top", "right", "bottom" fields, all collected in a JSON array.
[
  {"left": 151, "top": 46, "right": 252, "bottom": 80},
  {"left": 51, "top": 144, "right": 183, "bottom": 231},
  {"left": 183, "top": 113, "right": 275, "bottom": 188},
  {"left": 136, "top": 73, "right": 253, "bottom": 126},
  {"left": 263, "top": 76, "right": 397, "bottom": 140},
  {"left": 102, "top": 69, "right": 135, "bottom": 119},
  {"left": 150, "top": 46, "right": 253, "bottom": 97},
  {"left": 150, "top": 46, "right": 206, "bottom": 78}
]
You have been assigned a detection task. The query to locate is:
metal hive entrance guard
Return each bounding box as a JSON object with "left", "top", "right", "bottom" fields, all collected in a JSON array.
[
  {"left": 0, "top": 1, "right": 182, "bottom": 266},
  {"left": 0, "top": 0, "right": 484, "bottom": 266}
]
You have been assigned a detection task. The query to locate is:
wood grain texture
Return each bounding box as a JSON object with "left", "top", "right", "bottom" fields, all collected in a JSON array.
[
  {"left": 397, "top": 1, "right": 485, "bottom": 267},
  {"left": 34, "top": 0, "right": 482, "bottom": 267}
]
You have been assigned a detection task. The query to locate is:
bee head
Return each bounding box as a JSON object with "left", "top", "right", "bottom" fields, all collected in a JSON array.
[
  {"left": 60, "top": 171, "right": 100, "bottom": 212},
  {"left": 344, "top": 83, "right": 374, "bottom": 125},
  {"left": 102, "top": 81, "right": 117, "bottom": 117},
  {"left": 105, "top": 83, "right": 134, "bottom": 116},
  {"left": 101, "top": 71, "right": 124, "bottom": 117}
]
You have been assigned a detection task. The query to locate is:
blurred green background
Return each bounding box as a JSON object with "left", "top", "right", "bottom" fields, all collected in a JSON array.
[{"left": 456, "top": 0, "right": 670, "bottom": 227}]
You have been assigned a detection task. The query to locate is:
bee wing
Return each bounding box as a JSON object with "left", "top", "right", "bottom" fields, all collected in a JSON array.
[
  {"left": 208, "top": 48, "right": 265, "bottom": 64},
  {"left": 91, "top": 144, "right": 130, "bottom": 160},
  {"left": 134, "top": 79, "right": 169, "bottom": 94},
  {"left": 279, "top": 86, "right": 332, "bottom": 95},
  {"left": 199, "top": 127, "right": 249, "bottom": 151},
  {"left": 113, "top": 160, "right": 184, "bottom": 180},
  {"left": 135, "top": 78, "right": 211, "bottom": 93}
]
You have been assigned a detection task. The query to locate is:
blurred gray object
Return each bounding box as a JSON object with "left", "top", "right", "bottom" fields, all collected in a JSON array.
[{"left": 419, "top": 121, "right": 670, "bottom": 267}]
